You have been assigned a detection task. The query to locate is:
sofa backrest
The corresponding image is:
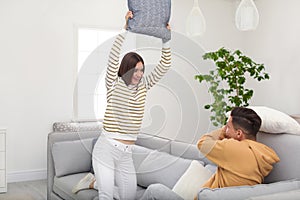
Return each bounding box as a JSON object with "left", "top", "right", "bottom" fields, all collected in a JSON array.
[
  {"left": 136, "top": 133, "right": 213, "bottom": 165},
  {"left": 257, "top": 132, "right": 300, "bottom": 183}
]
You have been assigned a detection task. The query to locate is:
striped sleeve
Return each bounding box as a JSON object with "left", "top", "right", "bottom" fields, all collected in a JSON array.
[
  {"left": 105, "top": 33, "right": 126, "bottom": 90},
  {"left": 145, "top": 41, "right": 171, "bottom": 90}
]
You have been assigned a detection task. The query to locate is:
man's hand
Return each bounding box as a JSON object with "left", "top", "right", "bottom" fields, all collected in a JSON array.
[{"left": 219, "top": 126, "right": 227, "bottom": 140}]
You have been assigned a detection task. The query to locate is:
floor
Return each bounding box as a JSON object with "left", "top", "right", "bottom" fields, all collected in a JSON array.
[{"left": 0, "top": 179, "right": 47, "bottom": 200}]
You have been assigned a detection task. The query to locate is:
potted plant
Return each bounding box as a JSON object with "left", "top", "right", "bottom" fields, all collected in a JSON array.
[{"left": 195, "top": 47, "right": 270, "bottom": 127}]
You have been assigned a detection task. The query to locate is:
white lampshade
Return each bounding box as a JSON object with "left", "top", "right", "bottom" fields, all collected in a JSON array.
[
  {"left": 235, "top": 0, "right": 259, "bottom": 31},
  {"left": 186, "top": 0, "right": 206, "bottom": 37}
]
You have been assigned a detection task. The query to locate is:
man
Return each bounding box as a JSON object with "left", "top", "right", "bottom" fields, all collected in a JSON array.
[
  {"left": 197, "top": 107, "right": 280, "bottom": 189},
  {"left": 140, "top": 107, "right": 280, "bottom": 200}
]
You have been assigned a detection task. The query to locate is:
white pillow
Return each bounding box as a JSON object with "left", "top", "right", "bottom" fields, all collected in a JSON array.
[
  {"left": 248, "top": 106, "right": 300, "bottom": 134},
  {"left": 172, "top": 160, "right": 213, "bottom": 200}
]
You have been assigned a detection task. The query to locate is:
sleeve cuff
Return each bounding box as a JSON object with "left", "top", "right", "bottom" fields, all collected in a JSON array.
[{"left": 163, "top": 40, "right": 171, "bottom": 48}]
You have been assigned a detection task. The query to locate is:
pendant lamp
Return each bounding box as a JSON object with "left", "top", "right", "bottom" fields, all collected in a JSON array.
[
  {"left": 186, "top": 0, "right": 206, "bottom": 37},
  {"left": 235, "top": 0, "right": 259, "bottom": 31}
]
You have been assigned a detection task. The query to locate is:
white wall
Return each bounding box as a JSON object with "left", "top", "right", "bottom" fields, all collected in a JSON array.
[
  {"left": 0, "top": 0, "right": 128, "bottom": 181},
  {"left": 173, "top": 0, "right": 242, "bottom": 49},
  {"left": 0, "top": 0, "right": 299, "bottom": 182},
  {"left": 243, "top": 0, "right": 300, "bottom": 114}
]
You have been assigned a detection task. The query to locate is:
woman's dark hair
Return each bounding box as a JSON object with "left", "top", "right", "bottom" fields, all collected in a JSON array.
[
  {"left": 118, "top": 52, "right": 144, "bottom": 85},
  {"left": 231, "top": 107, "right": 262, "bottom": 138}
]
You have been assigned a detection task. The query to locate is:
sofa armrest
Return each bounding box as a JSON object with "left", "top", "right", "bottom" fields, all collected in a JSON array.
[
  {"left": 245, "top": 189, "right": 300, "bottom": 200},
  {"left": 197, "top": 179, "right": 300, "bottom": 200},
  {"left": 47, "top": 131, "right": 100, "bottom": 200}
]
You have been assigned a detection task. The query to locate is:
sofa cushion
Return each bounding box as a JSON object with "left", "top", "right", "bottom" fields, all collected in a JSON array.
[
  {"left": 172, "top": 160, "right": 213, "bottom": 200},
  {"left": 140, "top": 183, "right": 184, "bottom": 200},
  {"left": 53, "top": 173, "right": 98, "bottom": 200},
  {"left": 136, "top": 150, "right": 192, "bottom": 188},
  {"left": 136, "top": 185, "right": 147, "bottom": 200},
  {"left": 52, "top": 138, "right": 95, "bottom": 177},
  {"left": 127, "top": 0, "right": 171, "bottom": 42},
  {"left": 54, "top": 173, "right": 147, "bottom": 200},
  {"left": 197, "top": 179, "right": 300, "bottom": 200}
]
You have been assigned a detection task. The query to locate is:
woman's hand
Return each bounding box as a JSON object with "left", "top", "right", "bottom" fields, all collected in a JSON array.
[
  {"left": 166, "top": 23, "right": 171, "bottom": 30},
  {"left": 124, "top": 11, "right": 133, "bottom": 29},
  {"left": 125, "top": 11, "right": 133, "bottom": 21}
]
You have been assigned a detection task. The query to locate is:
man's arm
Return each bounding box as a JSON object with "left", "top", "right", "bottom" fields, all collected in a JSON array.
[{"left": 197, "top": 128, "right": 227, "bottom": 165}]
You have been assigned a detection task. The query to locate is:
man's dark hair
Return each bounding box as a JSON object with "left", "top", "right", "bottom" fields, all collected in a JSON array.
[
  {"left": 231, "top": 107, "right": 262, "bottom": 138},
  {"left": 118, "top": 52, "right": 144, "bottom": 85}
]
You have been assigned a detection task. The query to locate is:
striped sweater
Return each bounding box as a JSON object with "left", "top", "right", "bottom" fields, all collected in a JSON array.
[{"left": 103, "top": 33, "right": 171, "bottom": 141}]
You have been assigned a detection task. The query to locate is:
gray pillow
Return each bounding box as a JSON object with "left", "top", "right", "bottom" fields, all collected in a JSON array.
[
  {"left": 127, "top": 0, "right": 171, "bottom": 43},
  {"left": 136, "top": 150, "right": 192, "bottom": 188},
  {"left": 52, "top": 138, "right": 95, "bottom": 177},
  {"left": 197, "top": 179, "right": 300, "bottom": 200}
]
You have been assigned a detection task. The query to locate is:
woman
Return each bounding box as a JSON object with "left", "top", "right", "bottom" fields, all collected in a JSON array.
[{"left": 72, "top": 12, "right": 171, "bottom": 200}]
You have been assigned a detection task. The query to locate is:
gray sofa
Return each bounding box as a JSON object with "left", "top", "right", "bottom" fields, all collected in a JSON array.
[{"left": 47, "top": 121, "right": 300, "bottom": 200}]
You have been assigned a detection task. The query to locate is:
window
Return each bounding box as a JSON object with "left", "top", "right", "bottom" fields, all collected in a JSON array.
[{"left": 76, "top": 27, "right": 119, "bottom": 120}]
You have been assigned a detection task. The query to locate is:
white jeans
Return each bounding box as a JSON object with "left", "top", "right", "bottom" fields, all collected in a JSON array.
[{"left": 92, "top": 134, "right": 137, "bottom": 200}]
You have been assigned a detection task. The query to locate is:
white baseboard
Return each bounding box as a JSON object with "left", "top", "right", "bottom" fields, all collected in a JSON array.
[{"left": 7, "top": 169, "right": 47, "bottom": 183}]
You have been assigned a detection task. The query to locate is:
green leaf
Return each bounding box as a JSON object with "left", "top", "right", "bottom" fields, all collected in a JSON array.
[
  {"left": 195, "top": 75, "right": 204, "bottom": 82},
  {"left": 264, "top": 73, "right": 270, "bottom": 79},
  {"left": 238, "top": 77, "right": 246, "bottom": 85},
  {"left": 204, "top": 105, "right": 211, "bottom": 109},
  {"left": 216, "top": 61, "right": 226, "bottom": 69}
]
